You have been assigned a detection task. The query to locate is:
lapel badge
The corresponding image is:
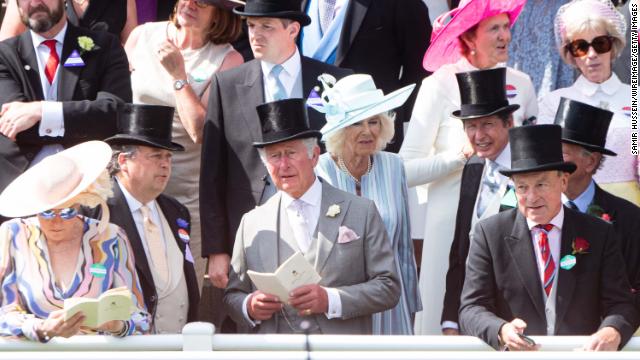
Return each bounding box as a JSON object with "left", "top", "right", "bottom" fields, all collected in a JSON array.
[
  {"left": 560, "top": 254, "right": 576, "bottom": 270},
  {"left": 24, "top": 65, "right": 31, "bottom": 71},
  {"left": 63, "top": 50, "right": 85, "bottom": 67}
]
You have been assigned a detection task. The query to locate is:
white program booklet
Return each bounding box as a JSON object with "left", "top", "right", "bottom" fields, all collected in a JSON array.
[{"left": 247, "top": 252, "right": 322, "bottom": 301}]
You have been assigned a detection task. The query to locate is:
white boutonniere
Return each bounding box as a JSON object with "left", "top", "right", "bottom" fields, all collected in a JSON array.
[
  {"left": 77, "top": 36, "right": 97, "bottom": 55},
  {"left": 326, "top": 204, "right": 341, "bottom": 217}
]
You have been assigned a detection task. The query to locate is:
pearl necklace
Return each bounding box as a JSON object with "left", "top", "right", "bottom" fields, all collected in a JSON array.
[{"left": 337, "top": 156, "right": 372, "bottom": 186}]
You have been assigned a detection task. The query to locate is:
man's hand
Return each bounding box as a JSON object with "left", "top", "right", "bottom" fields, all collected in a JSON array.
[
  {"left": 207, "top": 253, "right": 230, "bottom": 288},
  {"left": 288, "top": 284, "right": 328, "bottom": 316},
  {"left": 247, "top": 291, "right": 282, "bottom": 321},
  {"left": 0, "top": 101, "right": 42, "bottom": 140},
  {"left": 499, "top": 318, "right": 539, "bottom": 351},
  {"left": 442, "top": 328, "right": 460, "bottom": 335},
  {"left": 581, "top": 326, "right": 621, "bottom": 351}
]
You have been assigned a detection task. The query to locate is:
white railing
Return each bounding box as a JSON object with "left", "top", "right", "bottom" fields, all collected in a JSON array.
[{"left": 1, "top": 323, "right": 640, "bottom": 359}]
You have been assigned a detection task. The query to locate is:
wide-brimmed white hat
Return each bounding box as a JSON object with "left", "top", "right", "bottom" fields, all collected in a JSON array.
[
  {"left": 308, "top": 74, "right": 416, "bottom": 141},
  {"left": 0, "top": 141, "right": 112, "bottom": 218}
]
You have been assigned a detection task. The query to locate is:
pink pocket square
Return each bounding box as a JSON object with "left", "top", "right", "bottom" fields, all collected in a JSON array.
[{"left": 337, "top": 226, "right": 360, "bottom": 244}]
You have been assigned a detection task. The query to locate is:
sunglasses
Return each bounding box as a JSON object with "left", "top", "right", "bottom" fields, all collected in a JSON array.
[
  {"left": 565, "top": 35, "right": 614, "bottom": 57},
  {"left": 39, "top": 207, "right": 78, "bottom": 220}
]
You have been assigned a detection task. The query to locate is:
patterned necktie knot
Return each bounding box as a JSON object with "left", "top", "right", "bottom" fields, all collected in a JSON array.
[{"left": 536, "top": 223, "right": 554, "bottom": 233}]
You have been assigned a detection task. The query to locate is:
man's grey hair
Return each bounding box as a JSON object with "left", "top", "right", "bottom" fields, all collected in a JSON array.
[
  {"left": 578, "top": 147, "right": 605, "bottom": 174},
  {"left": 257, "top": 137, "right": 318, "bottom": 165},
  {"left": 107, "top": 144, "right": 139, "bottom": 176}
]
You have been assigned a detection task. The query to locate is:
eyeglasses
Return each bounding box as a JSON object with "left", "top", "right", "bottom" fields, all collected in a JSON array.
[
  {"left": 181, "top": 0, "right": 210, "bottom": 8},
  {"left": 565, "top": 35, "right": 614, "bottom": 57},
  {"left": 39, "top": 207, "right": 78, "bottom": 220}
]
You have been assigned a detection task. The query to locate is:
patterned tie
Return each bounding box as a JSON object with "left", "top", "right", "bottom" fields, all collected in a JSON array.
[
  {"left": 140, "top": 205, "right": 169, "bottom": 285},
  {"left": 477, "top": 161, "right": 501, "bottom": 216},
  {"left": 42, "top": 40, "right": 59, "bottom": 84},
  {"left": 567, "top": 200, "right": 579, "bottom": 211},
  {"left": 270, "top": 64, "right": 287, "bottom": 101},
  {"left": 319, "top": 0, "right": 337, "bottom": 33},
  {"left": 291, "top": 199, "right": 312, "bottom": 253},
  {"left": 536, "top": 224, "right": 556, "bottom": 297}
]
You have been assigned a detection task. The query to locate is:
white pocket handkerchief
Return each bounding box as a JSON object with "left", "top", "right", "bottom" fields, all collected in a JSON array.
[{"left": 337, "top": 226, "right": 360, "bottom": 244}]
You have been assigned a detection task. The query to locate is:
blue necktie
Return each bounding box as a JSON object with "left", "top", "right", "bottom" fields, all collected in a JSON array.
[{"left": 270, "top": 64, "right": 287, "bottom": 101}]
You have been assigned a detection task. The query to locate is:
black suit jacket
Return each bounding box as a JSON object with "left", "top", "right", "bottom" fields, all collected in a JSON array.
[
  {"left": 441, "top": 155, "right": 484, "bottom": 324},
  {"left": 459, "top": 208, "right": 638, "bottom": 349},
  {"left": 199, "top": 57, "right": 352, "bottom": 257},
  {"left": 107, "top": 183, "right": 200, "bottom": 322},
  {"left": 300, "top": 0, "right": 431, "bottom": 152},
  {"left": 592, "top": 184, "right": 640, "bottom": 307},
  {"left": 0, "top": 22, "right": 131, "bottom": 193},
  {"left": 442, "top": 155, "right": 515, "bottom": 325}
]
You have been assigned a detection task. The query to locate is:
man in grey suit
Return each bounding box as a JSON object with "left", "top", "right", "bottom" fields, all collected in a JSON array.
[{"left": 224, "top": 98, "right": 400, "bottom": 334}]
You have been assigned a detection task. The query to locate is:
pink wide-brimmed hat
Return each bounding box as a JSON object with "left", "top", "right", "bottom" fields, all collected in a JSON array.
[{"left": 422, "top": 0, "right": 526, "bottom": 72}]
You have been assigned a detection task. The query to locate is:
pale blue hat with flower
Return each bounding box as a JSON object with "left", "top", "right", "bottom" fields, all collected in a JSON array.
[{"left": 307, "top": 74, "right": 416, "bottom": 141}]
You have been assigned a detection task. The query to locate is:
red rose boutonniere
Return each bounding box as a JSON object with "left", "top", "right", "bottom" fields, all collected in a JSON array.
[
  {"left": 586, "top": 204, "right": 613, "bottom": 224},
  {"left": 572, "top": 237, "right": 590, "bottom": 255}
]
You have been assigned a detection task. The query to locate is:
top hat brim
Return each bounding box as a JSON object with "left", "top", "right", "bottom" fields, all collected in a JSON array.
[
  {"left": 499, "top": 160, "right": 577, "bottom": 177},
  {"left": 252, "top": 129, "right": 321, "bottom": 148},
  {"left": 561, "top": 138, "right": 617, "bottom": 156},
  {"left": 105, "top": 134, "right": 185, "bottom": 152},
  {"left": 451, "top": 103, "right": 520, "bottom": 120},
  {"left": 233, "top": 6, "right": 311, "bottom": 26}
]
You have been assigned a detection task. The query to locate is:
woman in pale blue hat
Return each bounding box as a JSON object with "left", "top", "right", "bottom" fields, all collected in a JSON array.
[{"left": 311, "top": 74, "right": 420, "bottom": 335}]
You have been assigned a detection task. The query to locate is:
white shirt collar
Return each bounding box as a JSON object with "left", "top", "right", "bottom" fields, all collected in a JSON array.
[
  {"left": 115, "top": 177, "right": 158, "bottom": 214},
  {"left": 574, "top": 73, "right": 622, "bottom": 97},
  {"left": 526, "top": 205, "right": 565, "bottom": 231},
  {"left": 30, "top": 21, "right": 68, "bottom": 49},
  {"left": 281, "top": 176, "right": 322, "bottom": 209},
  {"left": 260, "top": 48, "right": 301, "bottom": 81},
  {"left": 492, "top": 143, "right": 511, "bottom": 170}
]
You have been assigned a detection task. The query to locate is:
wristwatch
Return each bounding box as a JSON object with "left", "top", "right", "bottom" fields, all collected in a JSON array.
[{"left": 173, "top": 79, "right": 189, "bottom": 90}]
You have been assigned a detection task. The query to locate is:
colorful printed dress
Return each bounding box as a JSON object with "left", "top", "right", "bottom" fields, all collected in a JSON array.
[
  {"left": 0, "top": 216, "right": 150, "bottom": 340},
  {"left": 316, "top": 151, "right": 421, "bottom": 335}
]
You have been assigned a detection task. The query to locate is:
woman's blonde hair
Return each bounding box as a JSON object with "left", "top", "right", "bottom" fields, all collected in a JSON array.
[
  {"left": 325, "top": 113, "right": 395, "bottom": 156},
  {"left": 171, "top": 2, "right": 243, "bottom": 44}
]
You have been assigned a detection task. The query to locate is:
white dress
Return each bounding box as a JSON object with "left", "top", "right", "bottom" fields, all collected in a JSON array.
[
  {"left": 130, "top": 21, "right": 234, "bottom": 286},
  {"left": 538, "top": 74, "right": 639, "bottom": 206},
  {"left": 400, "top": 57, "right": 537, "bottom": 335}
]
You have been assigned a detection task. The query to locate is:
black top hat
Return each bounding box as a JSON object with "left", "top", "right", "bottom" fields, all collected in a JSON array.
[
  {"left": 554, "top": 97, "right": 616, "bottom": 156},
  {"left": 451, "top": 68, "right": 520, "bottom": 120},
  {"left": 252, "top": 98, "right": 321, "bottom": 147},
  {"left": 233, "top": 0, "right": 311, "bottom": 26},
  {"left": 500, "top": 124, "right": 576, "bottom": 176},
  {"left": 105, "top": 104, "right": 184, "bottom": 151}
]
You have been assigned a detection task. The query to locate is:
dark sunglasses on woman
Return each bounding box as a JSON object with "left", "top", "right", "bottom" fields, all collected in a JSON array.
[
  {"left": 39, "top": 207, "right": 78, "bottom": 220},
  {"left": 565, "top": 35, "right": 614, "bottom": 57}
]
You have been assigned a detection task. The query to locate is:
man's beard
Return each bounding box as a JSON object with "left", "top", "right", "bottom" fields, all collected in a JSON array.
[{"left": 20, "top": 1, "right": 64, "bottom": 33}]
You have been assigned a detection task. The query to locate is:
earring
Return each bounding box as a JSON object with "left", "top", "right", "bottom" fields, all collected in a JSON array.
[{"left": 470, "top": 49, "right": 476, "bottom": 56}]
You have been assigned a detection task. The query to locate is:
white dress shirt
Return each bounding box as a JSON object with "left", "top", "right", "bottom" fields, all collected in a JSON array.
[
  {"left": 243, "top": 177, "right": 342, "bottom": 325},
  {"left": 116, "top": 178, "right": 169, "bottom": 263},
  {"left": 260, "top": 49, "right": 302, "bottom": 102},
  {"left": 28, "top": 23, "right": 67, "bottom": 166},
  {"left": 527, "top": 207, "right": 564, "bottom": 288}
]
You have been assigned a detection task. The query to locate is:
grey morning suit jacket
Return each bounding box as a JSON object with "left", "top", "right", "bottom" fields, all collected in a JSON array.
[{"left": 224, "top": 181, "right": 400, "bottom": 334}]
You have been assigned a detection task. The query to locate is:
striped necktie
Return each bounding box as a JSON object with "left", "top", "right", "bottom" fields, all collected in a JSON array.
[{"left": 536, "top": 224, "right": 555, "bottom": 297}]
